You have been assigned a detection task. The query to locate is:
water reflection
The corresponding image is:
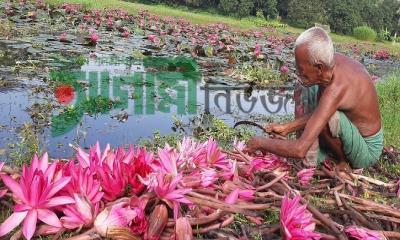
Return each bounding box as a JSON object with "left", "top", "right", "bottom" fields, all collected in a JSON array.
[{"left": 0, "top": 55, "right": 294, "bottom": 159}]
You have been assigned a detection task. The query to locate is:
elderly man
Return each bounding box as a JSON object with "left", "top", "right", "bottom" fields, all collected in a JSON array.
[{"left": 245, "top": 27, "right": 383, "bottom": 169}]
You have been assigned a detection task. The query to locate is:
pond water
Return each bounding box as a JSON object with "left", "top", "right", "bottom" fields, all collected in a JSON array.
[{"left": 0, "top": 55, "right": 294, "bottom": 159}]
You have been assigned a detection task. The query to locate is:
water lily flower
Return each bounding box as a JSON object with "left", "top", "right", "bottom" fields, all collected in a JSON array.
[
  {"left": 126, "top": 147, "right": 153, "bottom": 195},
  {"left": 76, "top": 141, "right": 111, "bottom": 169},
  {"left": 280, "top": 194, "right": 321, "bottom": 240},
  {"left": 157, "top": 145, "right": 179, "bottom": 175},
  {"left": 203, "top": 138, "right": 228, "bottom": 169},
  {"left": 280, "top": 65, "right": 289, "bottom": 74},
  {"left": 0, "top": 160, "right": 73, "bottom": 240},
  {"left": 248, "top": 155, "right": 288, "bottom": 175},
  {"left": 225, "top": 188, "right": 239, "bottom": 204},
  {"left": 130, "top": 196, "right": 149, "bottom": 234},
  {"left": 61, "top": 194, "right": 99, "bottom": 229},
  {"left": 97, "top": 157, "right": 127, "bottom": 201},
  {"left": 233, "top": 138, "right": 246, "bottom": 152},
  {"left": 150, "top": 173, "right": 191, "bottom": 219},
  {"left": 176, "top": 137, "right": 203, "bottom": 169},
  {"left": 94, "top": 202, "right": 136, "bottom": 237},
  {"left": 121, "top": 30, "right": 129, "bottom": 38},
  {"left": 90, "top": 33, "right": 99, "bottom": 44},
  {"left": 297, "top": 168, "right": 315, "bottom": 186},
  {"left": 200, "top": 167, "right": 217, "bottom": 187},
  {"left": 345, "top": 226, "right": 386, "bottom": 240},
  {"left": 254, "top": 43, "right": 262, "bottom": 57},
  {"left": 62, "top": 162, "right": 103, "bottom": 204},
  {"left": 59, "top": 32, "right": 67, "bottom": 42}
]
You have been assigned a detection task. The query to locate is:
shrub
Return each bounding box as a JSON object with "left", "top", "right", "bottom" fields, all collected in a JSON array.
[{"left": 353, "top": 26, "right": 377, "bottom": 41}]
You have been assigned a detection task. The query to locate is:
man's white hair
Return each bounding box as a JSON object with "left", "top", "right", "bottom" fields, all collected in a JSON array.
[{"left": 295, "top": 27, "right": 335, "bottom": 68}]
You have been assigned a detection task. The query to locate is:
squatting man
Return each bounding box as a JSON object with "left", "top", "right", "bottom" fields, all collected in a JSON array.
[{"left": 245, "top": 27, "right": 383, "bottom": 170}]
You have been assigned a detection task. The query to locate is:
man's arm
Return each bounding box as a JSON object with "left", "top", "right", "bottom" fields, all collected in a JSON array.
[
  {"left": 247, "top": 88, "right": 342, "bottom": 158},
  {"left": 284, "top": 113, "right": 312, "bottom": 133}
]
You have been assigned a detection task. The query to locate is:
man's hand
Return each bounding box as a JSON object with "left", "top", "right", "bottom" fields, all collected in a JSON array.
[
  {"left": 265, "top": 123, "right": 289, "bottom": 137},
  {"left": 244, "top": 136, "right": 264, "bottom": 154}
]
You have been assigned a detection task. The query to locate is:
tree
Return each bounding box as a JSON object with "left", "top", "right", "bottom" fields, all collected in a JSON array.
[
  {"left": 287, "top": 0, "right": 326, "bottom": 28},
  {"left": 324, "top": 0, "right": 362, "bottom": 34},
  {"left": 219, "top": 0, "right": 256, "bottom": 18},
  {"left": 277, "top": 0, "right": 291, "bottom": 19}
]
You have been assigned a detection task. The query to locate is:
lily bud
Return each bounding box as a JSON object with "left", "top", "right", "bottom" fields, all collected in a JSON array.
[
  {"left": 175, "top": 217, "right": 193, "bottom": 240},
  {"left": 145, "top": 204, "right": 168, "bottom": 240}
]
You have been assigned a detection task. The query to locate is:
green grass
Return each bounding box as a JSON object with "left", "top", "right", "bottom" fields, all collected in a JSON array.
[
  {"left": 43, "top": 0, "right": 400, "bottom": 56},
  {"left": 376, "top": 72, "right": 400, "bottom": 148}
]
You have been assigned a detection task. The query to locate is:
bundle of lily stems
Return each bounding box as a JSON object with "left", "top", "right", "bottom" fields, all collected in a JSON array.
[{"left": 0, "top": 138, "right": 399, "bottom": 240}]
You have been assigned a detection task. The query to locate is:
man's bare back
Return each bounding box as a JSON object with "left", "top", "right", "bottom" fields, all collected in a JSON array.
[
  {"left": 320, "top": 53, "right": 381, "bottom": 137},
  {"left": 245, "top": 27, "right": 383, "bottom": 169}
]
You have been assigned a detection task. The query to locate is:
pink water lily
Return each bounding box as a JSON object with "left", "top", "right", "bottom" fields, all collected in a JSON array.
[
  {"left": 94, "top": 202, "right": 136, "bottom": 237},
  {"left": 200, "top": 167, "right": 217, "bottom": 187},
  {"left": 97, "top": 155, "right": 128, "bottom": 201},
  {"left": 76, "top": 141, "right": 111, "bottom": 169},
  {"left": 150, "top": 173, "right": 192, "bottom": 219},
  {"left": 225, "top": 188, "right": 239, "bottom": 204},
  {"left": 59, "top": 32, "right": 67, "bottom": 42},
  {"left": 280, "top": 195, "right": 320, "bottom": 240},
  {"left": 130, "top": 196, "right": 149, "bottom": 234},
  {"left": 233, "top": 138, "right": 246, "bottom": 152},
  {"left": 345, "top": 226, "right": 386, "bottom": 240},
  {"left": 0, "top": 157, "right": 73, "bottom": 240},
  {"left": 157, "top": 145, "right": 179, "bottom": 175},
  {"left": 90, "top": 32, "right": 99, "bottom": 44},
  {"left": 203, "top": 138, "right": 228, "bottom": 169},
  {"left": 254, "top": 43, "right": 262, "bottom": 57},
  {"left": 280, "top": 65, "right": 289, "bottom": 74},
  {"left": 297, "top": 168, "right": 315, "bottom": 186},
  {"left": 61, "top": 194, "right": 99, "bottom": 229},
  {"left": 62, "top": 161, "right": 103, "bottom": 203}
]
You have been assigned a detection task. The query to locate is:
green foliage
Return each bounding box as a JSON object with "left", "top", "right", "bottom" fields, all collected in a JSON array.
[
  {"left": 9, "top": 123, "right": 40, "bottom": 167},
  {"left": 353, "top": 26, "right": 377, "bottom": 41},
  {"left": 254, "top": 0, "right": 278, "bottom": 19},
  {"left": 375, "top": 72, "right": 400, "bottom": 148},
  {"left": 252, "top": 10, "right": 287, "bottom": 29},
  {"left": 287, "top": 0, "right": 326, "bottom": 28},
  {"left": 234, "top": 62, "right": 287, "bottom": 87},
  {"left": 219, "top": 0, "right": 255, "bottom": 18},
  {"left": 377, "top": 28, "right": 392, "bottom": 42},
  {"left": 325, "top": 0, "right": 362, "bottom": 35}
]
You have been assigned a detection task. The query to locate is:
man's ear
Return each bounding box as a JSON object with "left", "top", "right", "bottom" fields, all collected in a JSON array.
[{"left": 315, "top": 62, "right": 324, "bottom": 75}]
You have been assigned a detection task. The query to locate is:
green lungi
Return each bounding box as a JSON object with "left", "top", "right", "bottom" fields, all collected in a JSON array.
[{"left": 295, "top": 85, "right": 384, "bottom": 169}]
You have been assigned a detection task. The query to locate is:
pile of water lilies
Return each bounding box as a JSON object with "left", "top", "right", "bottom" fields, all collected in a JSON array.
[{"left": 0, "top": 138, "right": 399, "bottom": 240}]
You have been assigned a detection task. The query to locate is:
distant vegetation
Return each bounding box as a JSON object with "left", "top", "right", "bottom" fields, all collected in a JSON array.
[
  {"left": 353, "top": 26, "right": 377, "bottom": 41},
  {"left": 376, "top": 72, "right": 400, "bottom": 148},
  {"left": 130, "top": 0, "right": 400, "bottom": 41}
]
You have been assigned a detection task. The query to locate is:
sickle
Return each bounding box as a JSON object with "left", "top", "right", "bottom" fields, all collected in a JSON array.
[
  {"left": 233, "top": 120, "right": 286, "bottom": 139},
  {"left": 233, "top": 120, "right": 268, "bottom": 133}
]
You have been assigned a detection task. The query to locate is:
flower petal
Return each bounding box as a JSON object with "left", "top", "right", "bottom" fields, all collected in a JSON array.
[
  {"left": 37, "top": 209, "right": 62, "bottom": 228},
  {"left": 1, "top": 175, "right": 26, "bottom": 203},
  {"left": 23, "top": 209, "right": 38, "bottom": 240},
  {"left": 0, "top": 211, "right": 28, "bottom": 237},
  {"left": 46, "top": 196, "right": 75, "bottom": 208}
]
